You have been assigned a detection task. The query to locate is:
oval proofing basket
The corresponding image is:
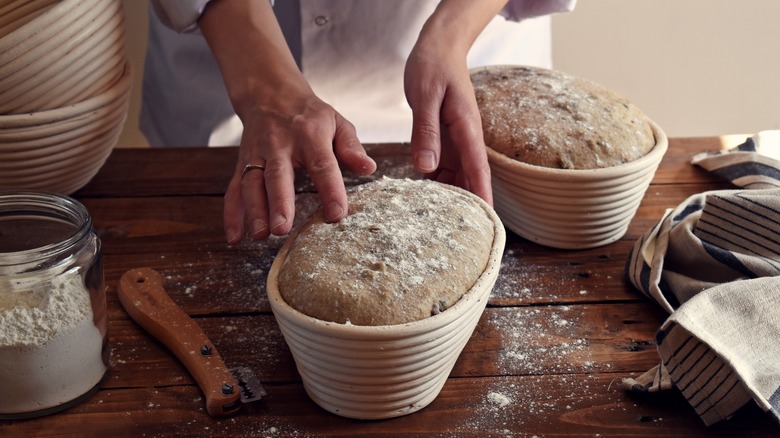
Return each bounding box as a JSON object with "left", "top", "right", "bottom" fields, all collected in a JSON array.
[
  {"left": 487, "top": 120, "right": 668, "bottom": 249},
  {"left": 266, "top": 188, "right": 506, "bottom": 420}
]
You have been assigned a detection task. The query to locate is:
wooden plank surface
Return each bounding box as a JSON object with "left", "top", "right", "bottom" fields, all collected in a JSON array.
[
  {"left": 2, "top": 138, "right": 775, "bottom": 437},
  {"left": 2, "top": 376, "right": 774, "bottom": 437},
  {"left": 74, "top": 138, "right": 726, "bottom": 199}
]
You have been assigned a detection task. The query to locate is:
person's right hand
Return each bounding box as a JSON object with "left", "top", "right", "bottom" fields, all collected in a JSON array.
[
  {"left": 223, "top": 87, "right": 376, "bottom": 244},
  {"left": 199, "top": 0, "right": 376, "bottom": 245}
]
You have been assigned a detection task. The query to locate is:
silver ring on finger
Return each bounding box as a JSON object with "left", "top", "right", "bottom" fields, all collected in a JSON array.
[{"left": 242, "top": 163, "right": 266, "bottom": 178}]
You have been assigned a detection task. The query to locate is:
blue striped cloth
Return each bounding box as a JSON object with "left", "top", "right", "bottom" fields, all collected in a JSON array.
[
  {"left": 623, "top": 131, "right": 780, "bottom": 426},
  {"left": 692, "top": 130, "right": 780, "bottom": 190}
]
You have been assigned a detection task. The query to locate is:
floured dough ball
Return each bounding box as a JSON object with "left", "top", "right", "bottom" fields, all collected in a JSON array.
[
  {"left": 277, "top": 177, "right": 495, "bottom": 326},
  {"left": 471, "top": 65, "right": 656, "bottom": 169}
]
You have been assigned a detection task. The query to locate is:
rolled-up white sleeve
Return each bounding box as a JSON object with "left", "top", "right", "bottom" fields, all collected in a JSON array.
[
  {"left": 150, "top": 0, "right": 213, "bottom": 33},
  {"left": 152, "top": 0, "right": 573, "bottom": 32},
  {"left": 500, "top": 0, "right": 577, "bottom": 21}
]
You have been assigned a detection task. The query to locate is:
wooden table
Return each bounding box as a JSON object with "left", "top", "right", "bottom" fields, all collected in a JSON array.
[{"left": 2, "top": 138, "right": 777, "bottom": 437}]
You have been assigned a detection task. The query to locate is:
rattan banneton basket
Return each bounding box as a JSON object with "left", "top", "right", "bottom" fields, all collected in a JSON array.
[
  {"left": 0, "top": 0, "right": 130, "bottom": 195},
  {"left": 266, "top": 184, "right": 506, "bottom": 420}
]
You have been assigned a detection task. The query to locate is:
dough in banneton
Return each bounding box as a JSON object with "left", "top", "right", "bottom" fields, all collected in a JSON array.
[
  {"left": 471, "top": 65, "right": 656, "bottom": 169},
  {"left": 277, "top": 177, "right": 495, "bottom": 326}
]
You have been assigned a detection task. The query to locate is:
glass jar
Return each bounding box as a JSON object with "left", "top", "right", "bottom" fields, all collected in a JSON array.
[{"left": 0, "top": 191, "right": 108, "bottom": 419}]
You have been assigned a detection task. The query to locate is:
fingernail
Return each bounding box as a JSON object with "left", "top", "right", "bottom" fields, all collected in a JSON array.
[
  {"left": 325, "top": 202, "right": 345, "bottom": 222},
  {"left": 270, "top": 213, "right": 288, "bottom": 234},
  {"left": 226, "top": 227, "right": 240, "bottom": 244},
  {"left": 416, "top": 150, "right": 436, "bottom": 172},
  {"left": 251, "top": 219, "right": 267, "bottom": 236}
]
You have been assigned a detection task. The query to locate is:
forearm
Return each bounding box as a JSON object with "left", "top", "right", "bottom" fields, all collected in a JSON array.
[
  {"left": 418, "top": 0, "right": 509, "bottom": 57},
  {"left": 198, "top": 0, "right": 309, "bottom": 118}
]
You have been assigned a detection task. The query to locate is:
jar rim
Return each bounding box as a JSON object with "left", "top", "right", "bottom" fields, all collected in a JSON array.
[{"left": 0, "top": 191, "right": 93, "bottom": 263}]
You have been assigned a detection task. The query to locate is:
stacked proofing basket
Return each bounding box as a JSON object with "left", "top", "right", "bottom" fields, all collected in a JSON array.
[{"left": 0, "top": 0, "right": 132, "bottom": 195}]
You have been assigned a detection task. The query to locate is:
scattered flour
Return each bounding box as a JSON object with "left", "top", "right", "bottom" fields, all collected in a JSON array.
[
  {"left": 0, "top": 268, "right": 106, "bottom": 415},
  {"left": 489, "top": 306, "right": 593, "bottom": 375},
  {"left": 454, "top": 375, "right": 604, "bottom": 436},
  {"left": 487, "top": 391, "right": 513, "bottom": 408}
]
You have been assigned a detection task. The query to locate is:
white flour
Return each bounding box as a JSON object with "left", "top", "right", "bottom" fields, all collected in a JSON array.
[{"left": 0, "top": 268, "right": 106, "bottom": 414}]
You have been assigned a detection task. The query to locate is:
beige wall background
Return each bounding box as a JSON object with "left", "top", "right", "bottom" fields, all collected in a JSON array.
[
  {"left": 119, "top": 0, "right": 149, "bottom": 148},
  {"left": 117, "top": 0, "right": 780, "bottom": 148}
]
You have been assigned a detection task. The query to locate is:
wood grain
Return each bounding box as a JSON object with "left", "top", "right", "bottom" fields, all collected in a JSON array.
[
  {"left": 2, "top": 376, "right": 773, "bottom": 437},
  {"left": 2, "top": 138, "right": 774, "bottom": 436}
]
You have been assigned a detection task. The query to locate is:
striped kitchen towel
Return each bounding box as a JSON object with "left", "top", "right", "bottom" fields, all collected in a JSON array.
[
  {"left": 657, "top": 277, "right": 780, "bottom": 426},
  {"left": 623, "top": 130, "right": 780, "bottom": 426},
  {"left": 692, "top": 130, "right": 780, "bottom": 189}
]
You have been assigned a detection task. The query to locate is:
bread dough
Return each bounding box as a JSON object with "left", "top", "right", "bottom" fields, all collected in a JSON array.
[
  {"left": 277, "top": 177, "right": 495, "bottom": 325},
  {"left": 471, "top": 65, "right": 655, "bottom": 169}
]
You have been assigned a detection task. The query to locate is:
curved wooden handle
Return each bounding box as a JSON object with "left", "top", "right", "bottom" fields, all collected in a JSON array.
[{"left": 117, "top": 268, "right": 241, "bottom": 417}]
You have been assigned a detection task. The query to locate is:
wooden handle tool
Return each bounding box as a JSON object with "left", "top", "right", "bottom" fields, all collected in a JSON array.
[{"left": 117, "top": 268, "right": 244, "bottom": 417}]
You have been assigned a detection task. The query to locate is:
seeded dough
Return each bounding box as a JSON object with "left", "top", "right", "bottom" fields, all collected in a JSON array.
[
  {"left": 471, "top": 65, "right": 655, "bottom": 169},
  {"left": 277, "top": 177, "right": 495, "bottom": 326}
]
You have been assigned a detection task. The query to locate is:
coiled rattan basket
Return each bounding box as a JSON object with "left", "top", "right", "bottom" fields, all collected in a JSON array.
[{"left": 0, "top": 0, "right": 131, "bottom": 195}]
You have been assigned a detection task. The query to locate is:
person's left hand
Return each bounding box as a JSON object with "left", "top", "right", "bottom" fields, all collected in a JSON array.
[{"left": 403, "top": 24, "right": 493, "bottom": 206}]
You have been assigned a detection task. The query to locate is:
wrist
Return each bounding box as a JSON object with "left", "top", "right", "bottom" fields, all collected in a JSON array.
[
  {"left": 418, "top": 0, "right": 508, "bottom": 55},
  {"left": 198, "top": 0, "right": 307, "bottom": 118},
  {"left": 226, "top": 66, "right": 312, "bottom": 120}
]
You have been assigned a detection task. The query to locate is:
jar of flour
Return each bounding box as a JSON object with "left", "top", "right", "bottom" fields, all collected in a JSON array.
[{"left": 0, "top": 192, "right": 108, "bottom": 419}]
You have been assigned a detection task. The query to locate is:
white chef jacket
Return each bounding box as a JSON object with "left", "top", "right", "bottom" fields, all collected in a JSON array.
[{"left": 141, "top": 0, "right": 576, "bottom": 147}]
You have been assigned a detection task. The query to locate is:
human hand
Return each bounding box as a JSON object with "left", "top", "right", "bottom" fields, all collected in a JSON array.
[
  {"left": 404, "top": 44, "right": 493, "bottom": 206},
  {"left": 223, "top": 91, "right": 377, "bottom": 244},
  {"left": 199, "top": 0, "right": 375, "bottom": 244},
  {"left": 403, "top": 1, "right": 501, "bottom": 206}
]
